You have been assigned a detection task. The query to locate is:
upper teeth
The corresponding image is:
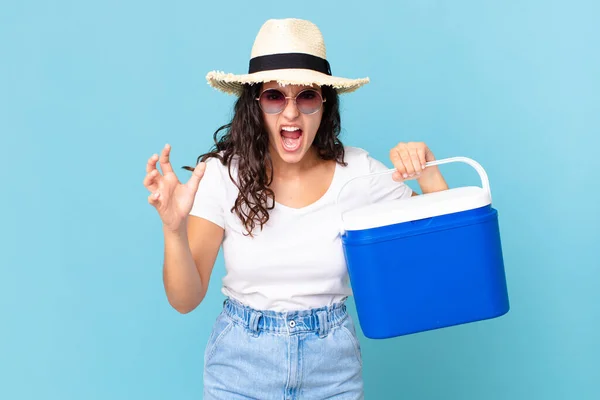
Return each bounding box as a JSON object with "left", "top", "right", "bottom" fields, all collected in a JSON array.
[{"left": 281, "top": 127, "right": 300, "bottom": 131}]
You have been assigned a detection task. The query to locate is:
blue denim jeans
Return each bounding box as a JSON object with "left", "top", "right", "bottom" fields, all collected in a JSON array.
[{"left": 203, "top": 298, "right": 364, "bottom": 399}]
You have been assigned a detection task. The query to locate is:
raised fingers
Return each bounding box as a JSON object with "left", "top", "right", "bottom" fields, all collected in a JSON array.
[
  {"left": 143, "top": 168, "right": 160, "bottom": 192},
  {"left": 147, "top": 191, "right": 160, "bottom": 206},
  {"left": 159, "top": 144, "right": 174, "bottom": 175},
  {"left": 146, "top": 153, "right": 159, "bottom": 173},
  {"left": 185, "top": 161, "right": 206, "bottom": 193}
]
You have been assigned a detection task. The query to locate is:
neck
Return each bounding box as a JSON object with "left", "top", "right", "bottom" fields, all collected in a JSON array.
[{"left": 268, "top": 146, "right": 320, "bottom": 179}]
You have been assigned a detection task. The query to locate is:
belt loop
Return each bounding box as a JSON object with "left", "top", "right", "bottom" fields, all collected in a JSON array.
[
  {"left": 317, "top": 310, "right": 328, "bottom": 338},
  {"left": 248, "top": 310, "right": 262, "bottom": 337}
]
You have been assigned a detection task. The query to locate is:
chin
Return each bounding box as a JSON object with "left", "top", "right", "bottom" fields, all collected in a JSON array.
[{"left": 275, "top": 144, "right": 309, "bottom": 164}]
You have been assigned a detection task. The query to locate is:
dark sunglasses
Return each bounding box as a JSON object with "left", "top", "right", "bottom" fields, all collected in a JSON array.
[{"left": 256, "top": 88, "right": 326, "bottom": 115}]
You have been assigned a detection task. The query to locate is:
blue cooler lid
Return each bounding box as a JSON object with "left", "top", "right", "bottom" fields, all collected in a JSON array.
[{"left": 338, "top": 156, "right": 493, "bottom": 233}]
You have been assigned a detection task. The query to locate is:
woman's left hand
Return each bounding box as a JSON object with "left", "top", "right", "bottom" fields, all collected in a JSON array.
[{"left": 389, "top": 142, "right": 437, "bottom": 182}]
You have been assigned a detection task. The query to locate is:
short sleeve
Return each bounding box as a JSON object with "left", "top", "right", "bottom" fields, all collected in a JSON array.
[
  {"left": 366, "top": 153, "right": 414, "bottom": 203},
  {"left": 189, "top": 157, "right": 226, "bottom": 228}
]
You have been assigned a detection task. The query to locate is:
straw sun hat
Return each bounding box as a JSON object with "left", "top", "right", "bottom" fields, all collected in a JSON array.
[{"left": 206, "top": 18, "right": 370, "bottom": 95}]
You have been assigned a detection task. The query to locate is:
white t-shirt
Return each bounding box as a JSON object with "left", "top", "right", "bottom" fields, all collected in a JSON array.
[{"left": 189, "top": 146, "right": 413, "bottom": 312}]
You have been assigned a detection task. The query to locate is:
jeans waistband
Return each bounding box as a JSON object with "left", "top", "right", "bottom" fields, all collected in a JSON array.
[{"left": 223, "top": 298, "right": 348, "bottom": 337}]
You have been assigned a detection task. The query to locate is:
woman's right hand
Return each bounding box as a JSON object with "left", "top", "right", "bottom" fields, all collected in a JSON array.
[{"left": 143, "top": 144, "right": 206, "bottom": 233}]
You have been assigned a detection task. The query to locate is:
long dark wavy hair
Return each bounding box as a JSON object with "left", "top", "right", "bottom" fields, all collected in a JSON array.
[{"left": 184, "top": 83, "right": 346, "bottom": 236}]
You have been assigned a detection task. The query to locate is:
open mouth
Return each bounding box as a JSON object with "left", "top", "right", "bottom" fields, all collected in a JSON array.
[{"left": 280, "top": 126, "right": 303, "bottom": 152}]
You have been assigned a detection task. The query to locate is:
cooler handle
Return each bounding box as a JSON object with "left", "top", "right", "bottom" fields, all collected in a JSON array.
[{"left": 336, "top": 156, "right": 491, "bottom": 233}]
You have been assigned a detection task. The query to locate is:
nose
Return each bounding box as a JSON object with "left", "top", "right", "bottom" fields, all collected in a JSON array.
[{"left": 281, "top": 96, "right": 300, "bottom": 119}]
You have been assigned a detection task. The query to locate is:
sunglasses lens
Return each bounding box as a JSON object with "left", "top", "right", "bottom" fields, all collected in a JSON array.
[
  {"left": 259, "top": 90, "right": 286, "bottom": 114},
  {"left": 296, "top": 90, "right": 322, "bottom": 114},
  {"left": 258, "top": 89, "right": 323, "bottom": 114}
]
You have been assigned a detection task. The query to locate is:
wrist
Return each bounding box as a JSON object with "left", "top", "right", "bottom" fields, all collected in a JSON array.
[
  {"left": 416, "top": 167, "right": 448, "bottom": 193},
  {"left": 163, "top": 220, "right": 188, "bottom": 238}
]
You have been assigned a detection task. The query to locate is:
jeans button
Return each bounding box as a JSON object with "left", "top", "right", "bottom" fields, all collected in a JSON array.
[{"left": 289, "top": 320, "right": 296, "bottom": 328}]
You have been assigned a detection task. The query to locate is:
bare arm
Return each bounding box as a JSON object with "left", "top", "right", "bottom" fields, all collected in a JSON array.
[
  {"left": 143, "top": 143, "right": 224, "bottom": 314},
  {"left": 415, "top": 165, "right": 448, "bottom": 194},
  {"left": 162, "top": 217, "right": 224, "bottom": 313}
]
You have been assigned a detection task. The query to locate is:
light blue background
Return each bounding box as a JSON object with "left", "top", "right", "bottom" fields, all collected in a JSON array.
[{"left": 1, "top": 1, "right": 599, "bottom": 399}]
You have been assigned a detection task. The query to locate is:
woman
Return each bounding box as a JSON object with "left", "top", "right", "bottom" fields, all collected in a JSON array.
[{"left": 143, "top": 18, "right": 448, "bottom": 399}]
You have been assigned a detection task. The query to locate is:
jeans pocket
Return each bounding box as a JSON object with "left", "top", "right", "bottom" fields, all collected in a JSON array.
[
  {"left": 340, "top": 317, "right": 363, "bottom": 367},
  {"left": 204, "top": 313, "right": 235, "bottom": 365}
]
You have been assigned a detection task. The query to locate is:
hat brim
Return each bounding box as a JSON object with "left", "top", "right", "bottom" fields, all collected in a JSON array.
[{"left": 206, "top": 68, "right": 369, "bottom": 95}]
